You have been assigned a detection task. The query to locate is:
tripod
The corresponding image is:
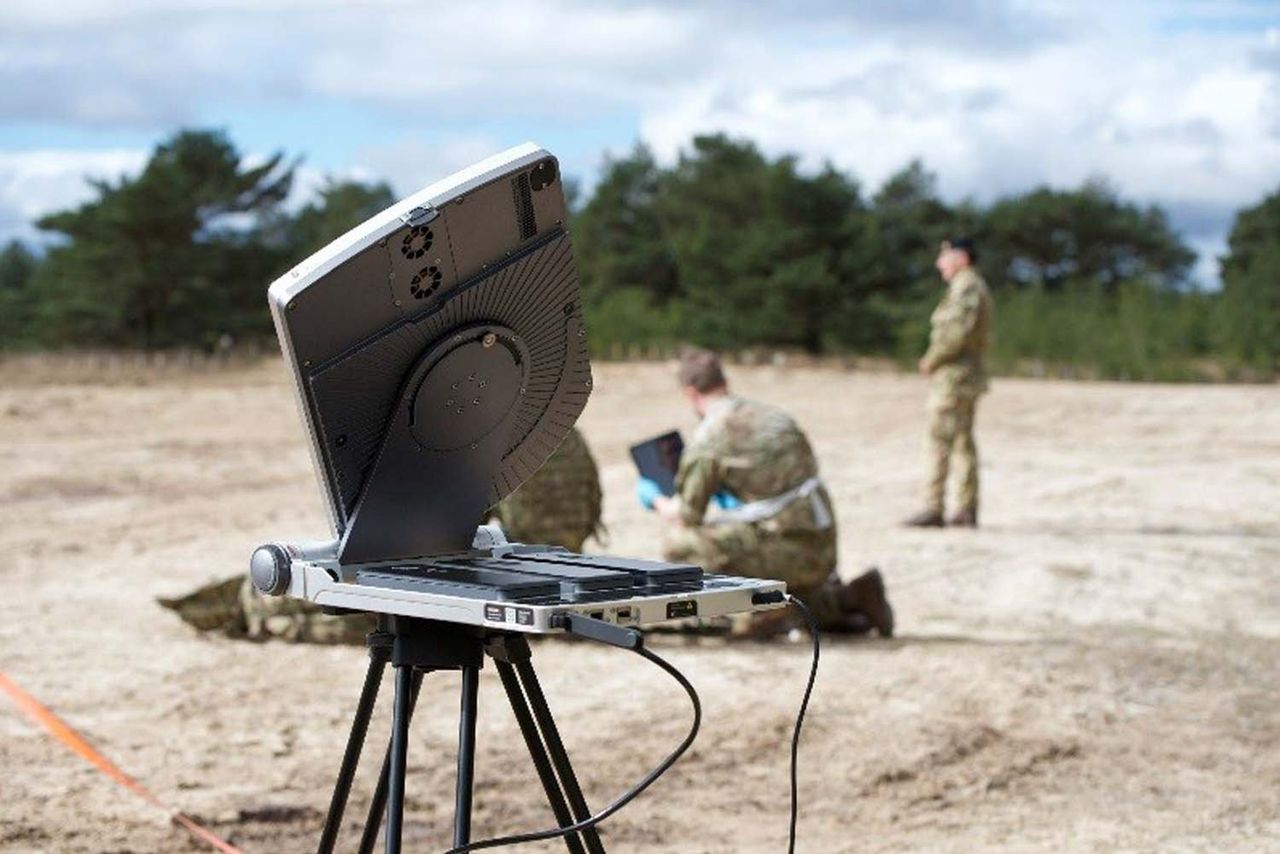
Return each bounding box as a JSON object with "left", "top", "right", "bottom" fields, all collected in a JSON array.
[{"left": 316, "top": 615, "right": 607, "bottom": 854}]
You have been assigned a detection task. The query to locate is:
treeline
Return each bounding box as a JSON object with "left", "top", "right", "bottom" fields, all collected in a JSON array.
[
  {"left": 0, "top": 129, "right": 1277, "bottom": 380},
  {"left": 576, "top": 137, "right": 1277, "bottom": 380},
  {"left": 0, "top": 130, "right": 394, "bottom": 351}
]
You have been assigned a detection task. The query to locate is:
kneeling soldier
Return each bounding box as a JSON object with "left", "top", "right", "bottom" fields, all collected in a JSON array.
[{"left": 640, "top": 348, "right": 893, "bottom": 636}]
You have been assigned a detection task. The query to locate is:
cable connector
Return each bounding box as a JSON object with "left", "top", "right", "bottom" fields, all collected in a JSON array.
[
  {"left": 751, "top": 590, "right": 787, "bottom": 606},
  {"left": 550, "top": 612, "right": 645, "bottom": 650}
]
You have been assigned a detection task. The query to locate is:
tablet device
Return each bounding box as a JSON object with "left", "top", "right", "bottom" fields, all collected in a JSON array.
[{"left": 629, "top": 431, "right": 684, "bottom": 496}]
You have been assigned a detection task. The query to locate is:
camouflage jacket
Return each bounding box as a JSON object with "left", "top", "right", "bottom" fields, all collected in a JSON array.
[
  {"left": 490, "top": 427, "right": 602, "bottom": 551},
  {"left": 922, "top": 267, "right": 994, "bottom": 400},
  {"left": 675, "top": 396, "right": 834, "bottom": 538}
]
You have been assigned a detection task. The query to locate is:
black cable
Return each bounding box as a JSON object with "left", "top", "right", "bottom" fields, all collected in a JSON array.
[
  {"left": 442, "top": 644, "right": 701, "bottom": 853},
  {"left": 785, "top": 594, "right": 820, "bottom": 854}
]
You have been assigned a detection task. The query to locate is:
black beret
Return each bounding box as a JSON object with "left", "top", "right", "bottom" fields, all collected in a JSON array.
[{"left": 946, "top": 236, "right": 978, "bottom": 262}]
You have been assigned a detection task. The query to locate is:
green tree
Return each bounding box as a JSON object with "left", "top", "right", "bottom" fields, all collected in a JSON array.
[
  {"left": 1218, "top": 189, "right": 1280, "bottom": 372},
  {"left": 654, "top": 134, "right": 867, "bottom": 352},
  {"left": 982, "top": 179, "right": 1195, "bottom": 290},
  {"left": 572, "top": 145, "right": 679, "bottom": 305},
  {"left": 863, "top": 161, "right": 962, "bottom": 358},
  {"left": 279, "top": 177, "right": 396, "bottom": 259},
  {"left": 0, "top": 240, "right": 39, "bottom": 347},
  {"left": 31, "top": 129, "right": 295, "bottom": 349}
]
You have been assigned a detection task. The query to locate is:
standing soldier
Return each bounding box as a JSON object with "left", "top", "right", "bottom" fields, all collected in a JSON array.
[
  {"left": 905, "top": 237, "right": 994, "bottom": 528},
  {"left": 160, "top": 428, "right": 604, "bottom": 642},
  {"left": 639, "top": 347, "right": 894, "bottom": 636}
]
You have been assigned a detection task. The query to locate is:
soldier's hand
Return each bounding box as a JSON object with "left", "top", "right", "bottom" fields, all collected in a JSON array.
[
  {"left": 653, "top": 495, "right": 683, "bottom": 524},
  {"left": 918, "top": 358, "right": 932, "bottom": 376},
  {"left": 636, "top": 477, "right": 662, "bottom": 511}
]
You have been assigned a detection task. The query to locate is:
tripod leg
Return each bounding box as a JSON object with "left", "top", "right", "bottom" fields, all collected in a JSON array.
[
  {"left": 318, "top": 646, "right": 387, "bottom": 854},
  {"left": 356, "top": 671, "right": 423, "bottom": 854},
  {"left": 385, "top": 664, "right": 417, "bottom": 854},
  {"left": 495, "top": 660, "right": 585, "bottom": 854},
  {"left": 453, "top": 665, "right": 480, "bottom": 848},
  {"left": 518, "top": 660, "right": 606, "bottom": 854}
]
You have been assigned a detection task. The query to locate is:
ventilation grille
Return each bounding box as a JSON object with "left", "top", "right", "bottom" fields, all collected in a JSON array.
[
  {"left": 512, "top": 173, "right": 536, "bottom": 240},
  {"left": 409, "top": 265, "right": 443, "bottom": 300},
  {"left": 401, "top": 226, "right": 434, "bottom": 259}
]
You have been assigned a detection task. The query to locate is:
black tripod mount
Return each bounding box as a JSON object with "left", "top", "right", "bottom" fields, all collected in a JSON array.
[{"left": 315, "top": 615, "right": 607, "bottom": 854}]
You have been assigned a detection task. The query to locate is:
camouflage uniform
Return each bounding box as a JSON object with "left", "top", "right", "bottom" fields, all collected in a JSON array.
[
  {"left": 660, "top": 396, "right": 847, "bottom": 627},
  {"left": 489, "top": 427, "right": 603, "bottom": 552},
  {"left": 920, "top": 267, "right": 994, "bottom": 515},
  {"left": 161, "top": 428, "right": 604, "bottom": 643},
  {"left": 157, "top": 577, "right": 375, "bottom": 644}
]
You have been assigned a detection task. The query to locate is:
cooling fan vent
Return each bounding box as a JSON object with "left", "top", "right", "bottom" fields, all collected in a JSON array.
[
  {"left": 511, "top": 174, "right": 536, "bottom": 241},
  {"left": 410, "top": 265, "right": 443, "bottom": 300},
  {"left": 401, "top": 226, "right": 434, "bottom": 260}
]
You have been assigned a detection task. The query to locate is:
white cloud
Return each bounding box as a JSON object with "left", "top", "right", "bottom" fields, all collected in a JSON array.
[
  {"left": 0, "top": 149, "right": 147, "bottom": 243},
  {"left": 641, "top": 21, "right": 1280, "bottom": 205},
  {"left": 356, "top": 133, "right": 512, "bottom": 197},
  {"left": 302, "top": 1, "right": 700, "bottom": 111},
  {"left": 631, "top": 6, "right": 1280, "bottom": 284},
  {"left": 0, "top": 149, "right": 358, "bottom": 245},
  {"left": 0, "top": 0, "right": 701, "bottom": 127},
  {"left": 1, "top": 0, "right": 1278, "bottom": 283}
]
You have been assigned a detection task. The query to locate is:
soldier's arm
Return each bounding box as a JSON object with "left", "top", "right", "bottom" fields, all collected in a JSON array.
[
  {"left": 921, "top": 284, "right": 983, "bottom": 371},
  {"left": 673, "top": 454, "right": 721, "bottom": 526}
]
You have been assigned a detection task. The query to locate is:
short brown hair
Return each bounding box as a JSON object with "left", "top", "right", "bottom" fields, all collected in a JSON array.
[{"left": 677, "top": 346, "right": 727, "bottom": 392}]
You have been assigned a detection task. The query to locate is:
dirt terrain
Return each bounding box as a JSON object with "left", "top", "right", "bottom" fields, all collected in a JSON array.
[{"left": 1, "top": 359, "right": 1278, "bottom": 853}]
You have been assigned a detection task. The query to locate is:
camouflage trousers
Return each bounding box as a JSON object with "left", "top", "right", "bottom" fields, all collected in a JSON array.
[
  {"left": 925, "top": 393, "right": 980, "bottom": 515},
  {"left": 159, "top": 576, "right": 374, "bottom": 644},
  {"left": 661, "top": 522, "right": 847, "bottom": 628}
]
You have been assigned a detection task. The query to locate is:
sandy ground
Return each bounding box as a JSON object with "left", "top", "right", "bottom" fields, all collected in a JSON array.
[{"left": 1, "top": 359, "right": 1278, "bottom": 853}]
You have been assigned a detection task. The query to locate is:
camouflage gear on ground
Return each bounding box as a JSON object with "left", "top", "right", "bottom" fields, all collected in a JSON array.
[
  {"left": 238, "top": 579, "right": 375, "bottom": 643},
  {"left": 490, "top": 427, "right": 603, "bottom": 552},
  {"left": 921, "top": 267, "right": 993, "bottom": 514},
  {"left": 159, "top": 577, "right": 373, "bottom": 644},
  {"left": 660, "top": 396, "right": 846, "bottom": 628},
  {"left": 157, "top": 576, "right": 245, "bottom": 633}
]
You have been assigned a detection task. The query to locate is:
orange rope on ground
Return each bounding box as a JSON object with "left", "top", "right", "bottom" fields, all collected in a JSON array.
[{"left": 0, "top": 670, "right": 246, "bottom": 854}]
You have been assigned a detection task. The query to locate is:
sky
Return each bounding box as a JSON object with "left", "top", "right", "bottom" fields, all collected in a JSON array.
[{"left": 2, "top": 0, "right": 1279, "bottom": 285}]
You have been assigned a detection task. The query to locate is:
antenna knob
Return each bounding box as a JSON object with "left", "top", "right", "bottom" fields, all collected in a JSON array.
[{"left": 250, "top": 544, "right": 292, "bottom": 596}]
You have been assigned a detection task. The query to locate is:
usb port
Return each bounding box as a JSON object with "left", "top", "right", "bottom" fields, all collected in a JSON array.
[
  {"left": 588, "top": 610, "right": 605, "bottom": 620},
  {"left": 666, "top": 600, "right": 697, "bottom": 619},
  {"left": 615, "top": 607, "right": 632, "bottom": 620}
]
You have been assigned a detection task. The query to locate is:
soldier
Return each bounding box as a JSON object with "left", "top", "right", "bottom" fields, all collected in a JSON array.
[
  {"left": 488, "top": 427, "right": 603, "bottom": 552},
  {"left": 905, "top": 236, "right": 994, "bottom": 528},
  {"left": 638, "top": 347, "right": 894, "bottom": 636},
  {"left": 161, "top": 428, "right": 605, "bottom": 642}
]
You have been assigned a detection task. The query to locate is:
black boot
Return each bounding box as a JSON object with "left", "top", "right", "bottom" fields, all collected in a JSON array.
[
  {"left": 903, "top": 509, "right": 944, "bottom": 528},
  {"left": 840, "top": 568, "right": 895, "bottom": 637}
]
